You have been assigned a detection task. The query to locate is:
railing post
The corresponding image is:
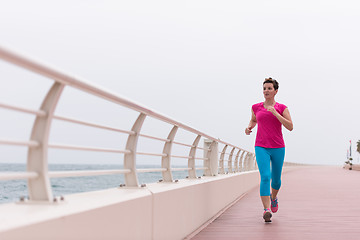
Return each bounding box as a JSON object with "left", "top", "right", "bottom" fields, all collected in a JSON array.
[
  {"left": 204, "top": 140, "right": 218, "bottom": 176},
  {"left": 228, "top": 147, "right": 235, "bottom": 173},
  {"left": 27, "top": 82, "right": 65, "bottom": 202},
  {"left": 239, "top": 151, "right": 245, "bottom": 172},
  {"left": 219, "top": 145, "right": 227, "bottom": 174},
  {"left": 244, "top": 152, "right": 250, "bottom": 171},
  {"left": 234, "top": 149, "right": 241, "bottom": 172},
  {"left": 251, "top": 153, "right": 256, "bottom": 170},
  {"left": 248, "top": 153, "right": 252, "bottom": 170},
  {"left": 203, "top": 139, "right": 212, "bottom": 159},
  {"left": 124, "top": 113, "right": 146, "bottom": 187},
  {"left": 254, "top": 155, "right": 258, "bottom": 170},
  {"left": 188, "top": 135, "right": 201, "bottom": 179},
  {"left": 161, "top": 126, "right": 178, "bottom": 182}
]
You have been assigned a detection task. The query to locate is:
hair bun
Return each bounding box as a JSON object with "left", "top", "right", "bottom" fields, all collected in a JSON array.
[{"left": 263, "top": 77, "right": 279, "bottom": 90}]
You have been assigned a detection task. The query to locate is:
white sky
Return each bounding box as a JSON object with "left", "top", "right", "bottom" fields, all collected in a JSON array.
[{"left": 0, "top": 0, "right": 360, "bottom": 166}]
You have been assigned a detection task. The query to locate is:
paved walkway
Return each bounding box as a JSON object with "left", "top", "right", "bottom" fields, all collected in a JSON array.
[{"left": 192, "top": 166, "right": 360, "bottom": 240}]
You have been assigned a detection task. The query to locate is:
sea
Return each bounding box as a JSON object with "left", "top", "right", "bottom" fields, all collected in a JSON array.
[{"left": 0, "top": 163, "right": 203, "bottom": 204}]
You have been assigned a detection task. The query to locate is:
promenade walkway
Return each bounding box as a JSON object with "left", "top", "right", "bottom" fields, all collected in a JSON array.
[{"left": 191, "top": 166, "right": 360, "bottom": 240}]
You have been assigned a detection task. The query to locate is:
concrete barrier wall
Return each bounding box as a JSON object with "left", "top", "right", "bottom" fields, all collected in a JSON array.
[
  {"left": 0, "top": 189, "right": 153, "bottom": 240},
  {"left": 0, "top": 171, "right": 262, "bottom": 240},
  {"left": 151, "top": 171, "right": 260, "bottom": 240}
]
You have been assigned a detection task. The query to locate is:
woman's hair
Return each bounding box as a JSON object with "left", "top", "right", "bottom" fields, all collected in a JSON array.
[{"left": 263, "top": 77, "right": 279, "bottom": 90}]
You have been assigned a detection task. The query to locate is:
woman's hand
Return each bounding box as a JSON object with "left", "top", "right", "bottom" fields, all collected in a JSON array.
[
  {"left": 245, "top": 127, "right": 252, "bottom": 135},
  {"left": 268, "top": 107, "right": 294, "bottom": 131},
  {"left": 266, "top": 106, "right": 278, "bottom": 115},
  {"left": 245, "top": 109, "right": 257, "bottom": 135}
]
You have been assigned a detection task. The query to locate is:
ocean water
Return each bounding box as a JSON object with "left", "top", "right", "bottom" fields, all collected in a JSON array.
[{"left": 0, "top": 163, "right": 203, "bottom": 204}]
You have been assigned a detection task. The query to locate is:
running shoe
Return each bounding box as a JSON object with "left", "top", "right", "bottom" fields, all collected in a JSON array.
[
  {"left": 263, "top": 208, "right": 272, "bottom": 223},
  {"left": 270, "top": 195, "right": 278, "bottom": 213}
]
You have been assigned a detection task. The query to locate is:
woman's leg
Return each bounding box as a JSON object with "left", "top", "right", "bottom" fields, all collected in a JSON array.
[
  {"left": 270, "top": 147, "right": 285, "bottom": 199},
  {"left": 255, "top": 147, "right": 271, "bottom": 209}
]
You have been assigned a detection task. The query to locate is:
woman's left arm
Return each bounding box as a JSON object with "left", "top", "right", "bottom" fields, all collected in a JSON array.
[{"left": 267, "top": 107, "right": 293, "bottom": 131}]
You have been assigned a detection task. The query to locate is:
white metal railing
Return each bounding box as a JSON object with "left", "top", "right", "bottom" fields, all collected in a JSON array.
[{"left": 0, "top": 45, "right": 256, "bottom": 203}]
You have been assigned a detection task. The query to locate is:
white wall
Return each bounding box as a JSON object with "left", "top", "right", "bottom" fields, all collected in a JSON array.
[{"left": 0, "top": 171, "right": 263, "bottom": 240}]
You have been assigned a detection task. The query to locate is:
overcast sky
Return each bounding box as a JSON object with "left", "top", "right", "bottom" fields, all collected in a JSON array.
[{"left": 0, "top": 0, "right": 359, "bottom": 166}]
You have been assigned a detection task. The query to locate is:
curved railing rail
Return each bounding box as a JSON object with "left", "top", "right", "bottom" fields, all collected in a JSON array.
[{"left": 0, "top": 46, "right": 256, "bottom": 203}]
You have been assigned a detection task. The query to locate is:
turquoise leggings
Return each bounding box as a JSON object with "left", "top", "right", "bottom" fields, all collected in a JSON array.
[{"left": 255, "top": 146, "right": 285, "bottom": 196}]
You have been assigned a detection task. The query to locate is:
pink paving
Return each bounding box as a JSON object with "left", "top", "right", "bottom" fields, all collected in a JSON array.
[{"left": 191, "top": 167, "right": 360, "bottom": 240}]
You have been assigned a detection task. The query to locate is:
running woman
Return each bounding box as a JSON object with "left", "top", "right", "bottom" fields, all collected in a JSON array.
[{"left": 245, "top": 77, "right": 293, "bottom": 223}]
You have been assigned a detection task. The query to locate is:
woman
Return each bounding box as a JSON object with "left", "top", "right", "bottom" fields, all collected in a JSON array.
[{"left": 245, "top": 77, "right": 293, "bottom": 223}]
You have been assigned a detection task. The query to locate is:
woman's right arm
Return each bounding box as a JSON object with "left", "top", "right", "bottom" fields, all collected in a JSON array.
[{"left": 245, "top": 109, "right": 257, "bottom": 135}]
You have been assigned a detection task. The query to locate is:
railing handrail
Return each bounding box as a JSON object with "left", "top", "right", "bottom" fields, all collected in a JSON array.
[
  {"left": 0, "top": 46, "right": 245, "bottom": 152},
  {"left": 0, "top": 45, "right": 255, "bottom": 203}
]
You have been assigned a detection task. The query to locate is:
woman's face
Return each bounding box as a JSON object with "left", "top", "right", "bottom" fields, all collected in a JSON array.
[{"left": 263, "top": 83, "right": 278, "bottom": 99}]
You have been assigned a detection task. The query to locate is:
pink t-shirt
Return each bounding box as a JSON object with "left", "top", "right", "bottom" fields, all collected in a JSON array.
[{"left": 252, "top": 102, "right": 287, "bottom": 148}]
